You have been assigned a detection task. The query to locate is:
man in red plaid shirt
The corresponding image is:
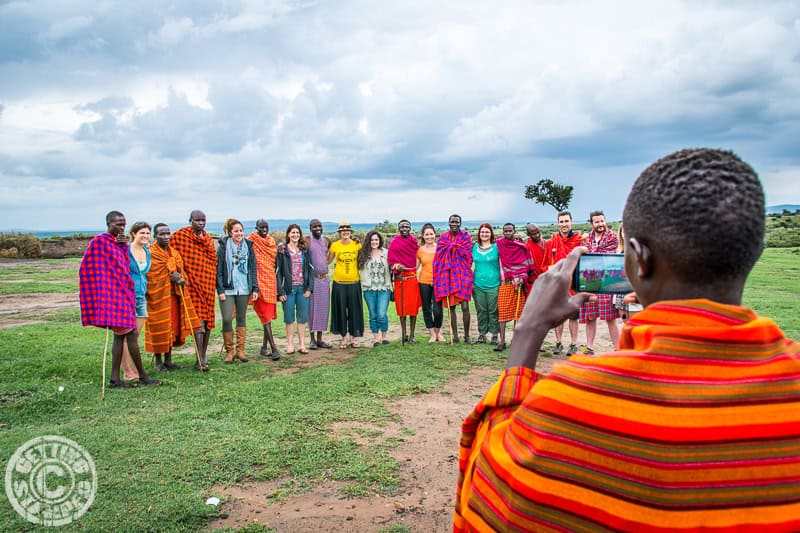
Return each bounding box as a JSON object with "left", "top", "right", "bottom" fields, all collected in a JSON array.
[{"left": 578, "top": 210, "right": 620, "bottom": 353}]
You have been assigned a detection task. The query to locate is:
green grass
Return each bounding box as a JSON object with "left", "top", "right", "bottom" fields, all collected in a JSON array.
[
  {"left": 0, "top": 249, "right": 797, "bottom": 531},
  {"left": 0, "top": 258, "right": 79, "bottom": 294},
  {"left": 742, "top": 247, "right": 800, "bottom": 339},
  {"left": 0, "top": 297, "right": 500, "bottom": 531}
]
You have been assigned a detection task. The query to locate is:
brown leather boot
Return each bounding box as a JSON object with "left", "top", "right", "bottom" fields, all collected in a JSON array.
[
  {"left": 223, "top": 331, "right": 235, "bottom": 363},
  {"left": 235, "top": 326, "right": 248, "bottom": 362}
]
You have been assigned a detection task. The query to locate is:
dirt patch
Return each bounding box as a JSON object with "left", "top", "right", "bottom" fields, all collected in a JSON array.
[
  {"left": 208, "top": 366, "right": 499, "bottom": 532},
  {"left": 0, "top": 293, "right": 78, "bottom": 318},
  {"left": 208, "top": 326, "right": 617, "bottom": 532}
]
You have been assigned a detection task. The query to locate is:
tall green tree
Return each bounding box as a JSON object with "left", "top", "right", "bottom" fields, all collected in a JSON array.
[{"left": 524, "top": 179, "right": 573, "bottom": 212}]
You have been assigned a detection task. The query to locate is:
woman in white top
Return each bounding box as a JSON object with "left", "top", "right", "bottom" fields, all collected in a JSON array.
[{"left": 358, "top": 231, "right": 392, "bottom": 346}]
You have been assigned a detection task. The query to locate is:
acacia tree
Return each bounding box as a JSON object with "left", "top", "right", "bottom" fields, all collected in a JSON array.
[{"left": 524, "top": 179, "right": 573, "bottom": 212}]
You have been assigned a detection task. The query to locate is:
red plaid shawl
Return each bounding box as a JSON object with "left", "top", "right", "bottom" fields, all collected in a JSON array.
[
  {"left": 170, "top": 226, "right": 218, "bottom": 329},
  {"left": 586, "top": 228, "right": 619, "bottom": 254},
  {"left": 247, "top": 231, "right": 278, "bottom": 304},
  {"left": 496, "top": 237, "right": 534, "bottom": 283},
  {"left": 79, "top": 232, "right": 136, "bottom": 329},
  {"left": 433, "top": 229, "right": 474, "bottom": 301}
]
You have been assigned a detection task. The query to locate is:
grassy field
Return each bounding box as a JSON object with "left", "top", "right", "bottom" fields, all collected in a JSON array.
[{"left": 0, "top": 248, "right": 798, "bottom": 531}]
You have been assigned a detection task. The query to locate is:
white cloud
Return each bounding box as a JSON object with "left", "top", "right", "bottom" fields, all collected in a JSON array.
[{"left": 1, "top": 0, "right": 799, "bottom": 230}]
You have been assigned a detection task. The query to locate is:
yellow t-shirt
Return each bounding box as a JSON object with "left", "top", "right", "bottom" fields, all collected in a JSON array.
[{"left": 330, "top": 240, "right": 362, "bottom": 282}]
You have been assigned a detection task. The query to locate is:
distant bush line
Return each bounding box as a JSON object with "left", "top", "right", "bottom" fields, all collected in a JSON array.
[{"left": 2, "top": 211, "right": 799, "bottom": 259}]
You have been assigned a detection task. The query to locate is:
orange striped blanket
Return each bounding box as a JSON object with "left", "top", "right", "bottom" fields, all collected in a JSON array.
[
  {"left": 145, "top": 244, "right": 200, "bottom": 354},
  {"left": 455, "top": 299, "right": 800, "bottom": 532}
]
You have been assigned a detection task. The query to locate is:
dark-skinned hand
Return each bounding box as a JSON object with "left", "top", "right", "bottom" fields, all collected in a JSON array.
[{"left": 507, "top": 246, "right": 591, "bottom": 369}]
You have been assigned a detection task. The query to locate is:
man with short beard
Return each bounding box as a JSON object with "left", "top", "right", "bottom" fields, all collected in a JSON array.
[
  {"left": 170, "top": 210, "right": 217, "bottom": 364},
  {"left": 578, "top": 210, "right": 620, "bottom": 354},
  {"left": 305, "top": 219, "right": 333, "bottom": 349},
  {"left": 544, "top": 211, "right": 582, "bottom": 355}
]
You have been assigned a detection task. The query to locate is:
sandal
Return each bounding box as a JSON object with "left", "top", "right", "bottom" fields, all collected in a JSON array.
[
  {"left": 349, "top": 342, "right": 359, "bottom": 348},
  {"left": 139, "top": 377, "right": 162, "bottom": 386},
  {"left": 286, "top": 349, "right": 295, "bottom": 355},
  {"left": 298, "top": 348, "right": 309, "bottom": 354},
  {"left": 318, "top": 341, "right": 333, "bottom": 349},
  {"left": 108, "top": 380, "right": 136, "bottom": 389},
  {"left": 339, "top": 341, "right": 348, "bottom": 349},
  {"left": 493, "top": 343, "right": 507, "bottom": 352}
]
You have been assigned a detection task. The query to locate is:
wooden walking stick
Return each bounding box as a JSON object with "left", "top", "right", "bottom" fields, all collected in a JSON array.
[
  {"left": 101, "top": 327, "right": 110, "bottom": 401},
  {"left": 512, "top": 283, "right": 523, "bottom": 333},
  {"left": 445, "top": 294, "right": 456, "bottom": 344},
  {"left": 399, "top": 270, "right": 406, "bottom": 347},
  {"left": 178, "top": 285, "right": 204, "bottom": 369}
]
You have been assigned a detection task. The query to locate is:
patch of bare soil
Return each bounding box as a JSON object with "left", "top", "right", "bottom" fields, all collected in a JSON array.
[
  {"left": 209, "top": 325, "right": 618, "bottom": 532},
  {"left": 0, "top": 293, "right": 78, "bottom": 328}
]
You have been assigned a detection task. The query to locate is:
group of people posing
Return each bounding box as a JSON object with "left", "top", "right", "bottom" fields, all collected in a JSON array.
[{"left": 78, "top": 206, "right": 623, "bottom": 386}]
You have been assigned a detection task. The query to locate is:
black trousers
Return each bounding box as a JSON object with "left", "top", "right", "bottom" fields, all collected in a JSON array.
[{"left": 418, "top": 283, "right": 443, "bottom": 329}]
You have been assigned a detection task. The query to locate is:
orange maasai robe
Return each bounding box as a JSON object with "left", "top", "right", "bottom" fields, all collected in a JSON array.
[
  {"left": 247, "top": 231, "right": 278, "bottom": 323},
  {"left": 455, "top": 299, "right": 800, "bottom": 532},
  {"left": 170, "top": 226, "right": 217, "bottom": 329},
  {"left": 144, "top": 244, "right": 200, "bottom": 354}
]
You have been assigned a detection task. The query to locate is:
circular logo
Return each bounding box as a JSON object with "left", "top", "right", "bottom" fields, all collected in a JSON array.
[{"left": 5, "top": 435, "right": 97, "bottom": 527}]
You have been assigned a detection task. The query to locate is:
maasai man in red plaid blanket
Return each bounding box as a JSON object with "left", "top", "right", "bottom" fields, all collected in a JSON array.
[
  {"left": 433, "top": 214, "right": 474, "bottom": 343},
  {"left": 79, "top": 211, "right": 160, "bottom": 388},
  {"left": 495, "top": 223, "right": 535, "bottom": 352},
  {"left": 387, "top": 219, "right": 422, "bottom": 344},
  {"left": 170, "top": 210, "right": 217, "bottom": 364},
  {"left": 544, "top": 210, "right": 583, "bottom": 355},
  {"left": 578, "top": 210, "right": 620, "bottom": 354}
]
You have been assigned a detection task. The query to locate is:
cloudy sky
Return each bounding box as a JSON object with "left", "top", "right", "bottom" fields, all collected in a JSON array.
[{"left": 1, "top": 0, "right": 799, "bottom": 231}]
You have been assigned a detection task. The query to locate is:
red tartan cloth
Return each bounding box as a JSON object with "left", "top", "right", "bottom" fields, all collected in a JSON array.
[
  {"left": 433, "top": 230, "right": 474, "bottom": 302},
  {"left": 247, "top": 231, "right": 278, "bottom": 304},
  {"left": 579, "top": 294, "right": 618, "bottom": 322},
  {"left": 387, "top": 234, "right": 419, "bottom": 269},
  {"left": 580, "top": 229, "right": 621, "bottom": 319},
  {"left": 79, "top": 232, "right": 136, "bottom": 329},
  {"left": 496, "top": 237, "right": 534, "bottom": 283},
  {"left": 170, "top": 226, "right": 218, "bottom": 329},
  {"left": 585, "top": 228, "right": 619, "bottom": 254}
]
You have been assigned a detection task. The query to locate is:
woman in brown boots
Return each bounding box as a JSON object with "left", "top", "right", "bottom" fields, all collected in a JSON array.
[{"left": 216, "top": 218, "right": 259, "bottom": 362}]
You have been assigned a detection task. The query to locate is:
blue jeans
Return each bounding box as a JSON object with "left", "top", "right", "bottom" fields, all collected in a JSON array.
[
  {"left": 282, "top": 285, "right": 309, "bottom": 324},
  {"left": 363, "top": 290, "right": 390, "bottom": 333}
]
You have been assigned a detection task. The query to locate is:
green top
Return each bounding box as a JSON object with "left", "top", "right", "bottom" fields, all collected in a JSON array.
[{"left": 472, "top": 242, "right": 500, "bottom": 290}]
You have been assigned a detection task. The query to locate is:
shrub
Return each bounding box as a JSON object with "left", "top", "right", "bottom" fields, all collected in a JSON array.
[{"left": 0, "top": 233, "right": 41, "bottom": 258}]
